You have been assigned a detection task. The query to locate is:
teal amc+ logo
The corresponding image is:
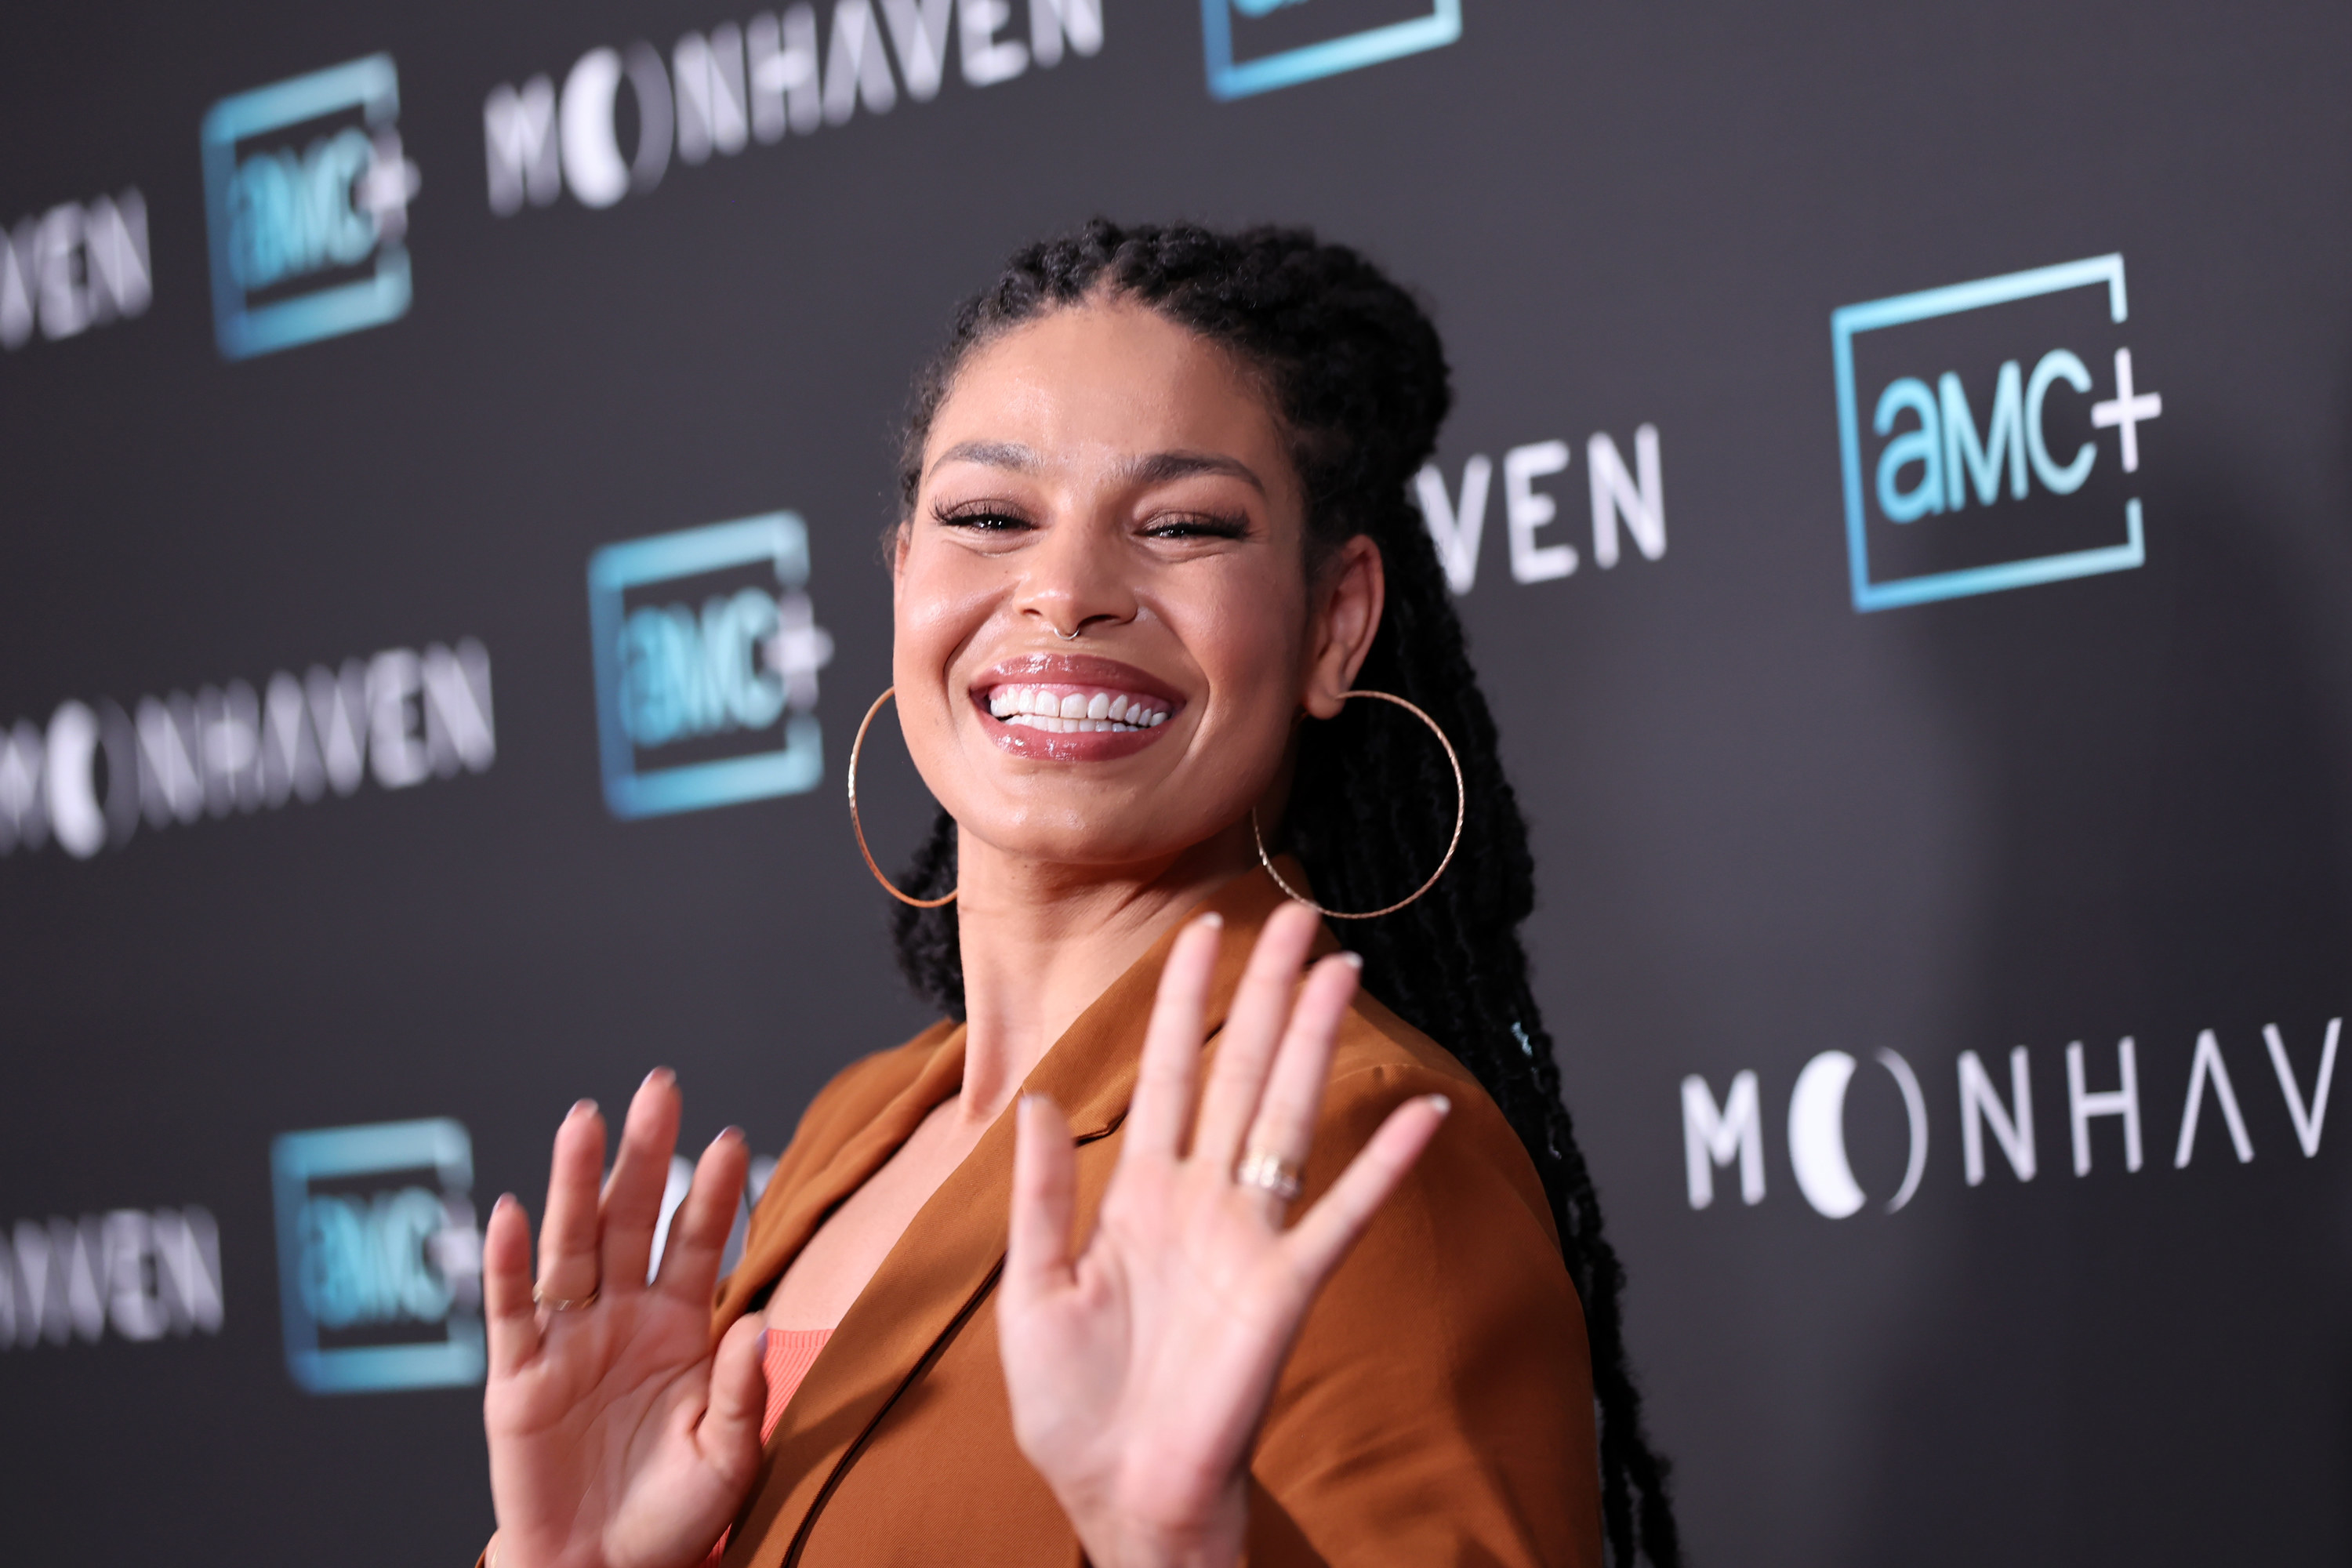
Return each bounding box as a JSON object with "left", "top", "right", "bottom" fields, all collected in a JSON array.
[
  {"left": 271, "top": 1119, "right": 483, "bottom": 1395},
  {"left": 1831, "top": 254, "right": 2165, "bottom": 611},
  {"left": 1203, "top": 0, "right": 1460, "bottom": 100},
  {"left": 589, "top": 512, "right": 835, "bottom": 820},
  {"left": 201, "top": 54, "right": 420, "bottom": 359}
]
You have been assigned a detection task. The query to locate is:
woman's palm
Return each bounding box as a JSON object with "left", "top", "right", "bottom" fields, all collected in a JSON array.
[
  {"left": 481, "top": 1079, "right": 770, "bottom": 1568},
  {"left": 1000, "top": 908, "right": 1448, "bottom": 1566}
]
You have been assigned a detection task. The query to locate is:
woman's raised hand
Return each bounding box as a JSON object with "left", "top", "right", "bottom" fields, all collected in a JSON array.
[
  {"left": 481, "top": 1071, "right": 768, "bottom": 1568},
  {"left": 999, "top": 904, "right": 1452, "bottom": 1568}
]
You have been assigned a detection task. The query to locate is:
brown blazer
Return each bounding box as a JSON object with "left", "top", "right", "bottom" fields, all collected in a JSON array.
[{"left": 710, "top": 866, "right": 1604, "bottom": 1566}]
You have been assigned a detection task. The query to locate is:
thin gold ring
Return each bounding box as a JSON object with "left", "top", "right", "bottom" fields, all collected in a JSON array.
[
  {"left": 1251, "top": 689, "right": 1465, "bottom": 920},
  {"left": 1234, "top": 1149, "right": 1305, "bottom": 1203},
  {"left": 532, "top": 1284, "right": 599, "bottom": 1312},
  {"left": 848, "top": 686, "right": 956, "bottom": 909}
]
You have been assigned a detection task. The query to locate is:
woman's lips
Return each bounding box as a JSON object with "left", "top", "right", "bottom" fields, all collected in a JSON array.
[{"left": 968, "top": 654, "right": 1185, "bottom": 760}]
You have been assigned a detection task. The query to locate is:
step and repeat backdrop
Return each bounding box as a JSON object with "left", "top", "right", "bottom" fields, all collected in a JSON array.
[{"left": 2, "top": 1, "right": 2347, "bottom": 1562}]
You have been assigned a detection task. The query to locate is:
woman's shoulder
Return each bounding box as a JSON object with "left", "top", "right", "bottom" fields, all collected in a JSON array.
[
  {"left": 1315, "top": 988, "right": 1559, "bottom": 1246},
  {"left": 818, "top": 1018, "right": 960, "bottom": 1105},
  {"left": 767, "top": 1019, "right": 961, "bottom": 1178}
]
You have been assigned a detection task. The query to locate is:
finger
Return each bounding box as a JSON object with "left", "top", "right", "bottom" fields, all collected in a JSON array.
[
  {"left": 654, "top": 1127, "right": 750, "bottom": 1303},
  {"left": 599, "top": 1068, "right": 681, "bottom": 1294},
  {"left": 482, "top": 1192, "right": 540, "bottom": 1377},
  {"left": 1191, "top": 902, "right": 1321, "bottom": 1168},
  {"left": 537, "top": 1099, "right": 607, "bottom": 1306},
  {"left": 698, "top": 1312, "right": 770, "bottom": 1472},
  {"left": 1003, "top": 1095, "right": 1079, "bottom": 1308},
  {"left": 1235, "top": 952, "right": 1362, "bottom": 1215},
  {"left": 1284, "top": 1094, "right": 1450, "bottom": 1288},
  {"left": 1121, "top": 914, "right": 1224, "bottom": 1166}
]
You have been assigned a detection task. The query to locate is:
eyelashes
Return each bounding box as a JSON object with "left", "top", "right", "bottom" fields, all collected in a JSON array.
[
  {"left": 931, "top": 500, "right": 1033, "bottom": 532},
  {"left": 1143, "top": 512, "right": 1250, "bottom": 541}
]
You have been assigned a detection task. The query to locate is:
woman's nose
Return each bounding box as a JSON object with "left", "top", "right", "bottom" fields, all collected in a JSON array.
[{"left": 1018, "top": 517, "right": 1137, "bottom": 640}]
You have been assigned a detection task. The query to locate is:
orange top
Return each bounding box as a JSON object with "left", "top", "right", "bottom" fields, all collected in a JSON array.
[
  {"left": 705, "top": 1330, "right": 834, "bottom": 1566},
  {"left": 756, "top": 1330, "right": 833, "bottom": 1442}
]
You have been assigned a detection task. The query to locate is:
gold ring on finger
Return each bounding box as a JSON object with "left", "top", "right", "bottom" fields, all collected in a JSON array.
[
  {"left": 1234, "top": 1149, "right": 1305, "bottom": 1203},
  {"left": 533, "top": 1283, "right": 601, "bottom": 1312}
]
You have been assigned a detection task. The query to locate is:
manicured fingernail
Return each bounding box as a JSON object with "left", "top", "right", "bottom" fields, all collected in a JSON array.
[
  {"left": 1198, "top": 913, "right": 1224, "bottom": 930},
  {"left": 717, "top": 1125, "right": 746, "bottom": 1145},
  {"left": 1340, "top": 952, "right": 1364, "bottom": 970},
  {"left": 494, "top": 1192, "right": 517, "bottom": 1213},
  {"left": 644, "top": 1066, "right": 675, "bottom": 1090},
  {"left": 570, "top": 1098, "right": 598, "bottom": 1119},
  {"left": 1426, "top": 1094, "right": 1451, "bottom": 1115}
]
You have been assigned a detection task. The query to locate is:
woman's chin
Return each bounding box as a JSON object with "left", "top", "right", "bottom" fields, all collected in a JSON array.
[{"left": 956, "top": 812, "right": 1247, "bottom": 881}]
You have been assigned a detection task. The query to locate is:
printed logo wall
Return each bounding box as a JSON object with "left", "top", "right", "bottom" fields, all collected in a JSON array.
[{"left": 1, "top": 1, "right": 2347, "bottom": 1563}]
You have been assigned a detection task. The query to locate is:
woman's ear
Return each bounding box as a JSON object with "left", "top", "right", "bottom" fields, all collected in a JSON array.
[{"left": 1301, "top": 535, "right": 1385, "bottom": 720}]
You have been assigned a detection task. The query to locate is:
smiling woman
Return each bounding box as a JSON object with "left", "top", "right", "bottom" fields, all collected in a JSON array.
[{"left": 475, "top": 221, "right": 1679, "bottom": 1568}]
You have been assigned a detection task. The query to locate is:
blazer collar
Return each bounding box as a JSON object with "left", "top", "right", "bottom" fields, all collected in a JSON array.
[{"left": 725, "top": 860, "right": 1329, "bottom": 1565}]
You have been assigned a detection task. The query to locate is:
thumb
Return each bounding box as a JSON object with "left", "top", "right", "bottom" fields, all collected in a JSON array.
[
  {"left": 699, "top": 1313, "right": 770, "bottom": 1477},
  {"left": 1004, "top": 1094, "right": 1079, "bottom": 1313}
]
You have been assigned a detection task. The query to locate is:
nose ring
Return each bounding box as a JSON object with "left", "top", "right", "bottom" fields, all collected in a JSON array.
[{"left": 1051, "top": 625, "right": 1083, "bottom": 641}]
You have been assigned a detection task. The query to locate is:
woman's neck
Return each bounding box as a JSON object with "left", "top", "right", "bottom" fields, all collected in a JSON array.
[{"left": 949, "top": 822, "right": 1259, "bottom": 1128}]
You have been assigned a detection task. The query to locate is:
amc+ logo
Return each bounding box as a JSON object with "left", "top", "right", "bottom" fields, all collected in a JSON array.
[
  {"left": 270, "top": 1118, "right": 483, "bottom": 1394},
  {"left": 589, "top": 512, "right": 834, "bottom": 820},
  {"left": 1832, "top": 254, "right": 2165, "bottom": 611},
  {"left": 1203, "top": 0, "right": 1461, "bottom": 100},
  {"left": 201, "top": 54, "right": 420, "bottom": 359}
]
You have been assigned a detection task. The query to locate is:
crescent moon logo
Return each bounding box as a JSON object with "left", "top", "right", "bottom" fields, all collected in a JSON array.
[
  {"left": 1788, "top": 1048, "right": 1931, "bottom": 1218},
  {"left": 561, "top": 45, "right": 677, "bottom": 210},
  {"left": 1875, "top": 1047, "right": 1929, "bottom": 1212},
  {"left": 43, "top": 701, "right": 106, "bottom": 860},
  {"left": 561, "top": 50, "right": 630, "bottom": 209},
  {"left": 1788, "top": 1051, "right": 1865, "bottom": 1218}
]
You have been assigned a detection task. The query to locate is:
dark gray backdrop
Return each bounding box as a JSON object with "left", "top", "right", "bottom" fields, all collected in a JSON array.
[{"left": 2, "top": 0, "right": 2347, "bottom": 1562}]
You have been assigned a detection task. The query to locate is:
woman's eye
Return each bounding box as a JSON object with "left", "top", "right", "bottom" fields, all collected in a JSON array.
[
  {"left": 938, "top": 508, "right": 1032, "bottom": 532},
  {"left": 1143, "top": 514, "right": 1248, "bottom": 541}
]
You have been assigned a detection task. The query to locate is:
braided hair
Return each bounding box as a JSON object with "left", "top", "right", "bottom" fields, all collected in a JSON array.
[{"left": 885, "top": 220, "right": 1679, "bottom": 1566}]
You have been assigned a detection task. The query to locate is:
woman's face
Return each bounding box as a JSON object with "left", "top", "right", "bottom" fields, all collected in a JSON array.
[{"left": 892, "top": 298, "right": 1381, "bottom": 873}]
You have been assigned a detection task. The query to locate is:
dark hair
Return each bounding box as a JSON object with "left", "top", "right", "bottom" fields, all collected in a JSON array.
[{"left": 887, "top": 220, "right": 1678, "bottom": 1566}]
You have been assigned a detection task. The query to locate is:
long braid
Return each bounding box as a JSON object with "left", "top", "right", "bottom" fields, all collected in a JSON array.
[{"left": 887, "top": 220, "right": 1679, "bottom": 1566}]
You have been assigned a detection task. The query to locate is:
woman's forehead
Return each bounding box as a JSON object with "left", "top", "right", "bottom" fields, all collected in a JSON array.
[{"left": 927, "top": 303, "right": 1283, "bottom": 470}]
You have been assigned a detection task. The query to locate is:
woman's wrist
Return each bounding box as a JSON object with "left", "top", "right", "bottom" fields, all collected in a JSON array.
[{"left": 1059, "top": 1482, "right": 1246, "bottom": 1568}]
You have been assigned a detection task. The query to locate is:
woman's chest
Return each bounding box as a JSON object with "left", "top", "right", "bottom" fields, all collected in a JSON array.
[{"left": 760, "top": 1099, "right": 986, "bottom": 1330}]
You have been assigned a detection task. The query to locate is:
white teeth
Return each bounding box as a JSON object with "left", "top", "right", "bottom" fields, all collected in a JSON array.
[{"left": 982, "top": 684, "right": 1174, "bottom": 733}]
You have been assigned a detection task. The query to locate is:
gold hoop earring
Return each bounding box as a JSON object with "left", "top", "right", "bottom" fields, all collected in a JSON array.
[
  {"left": 848, "top": 687, "right": 956, "bottom": 909},
  {"left": 1250, "top": 689, "right": 1465, "bottom": 920}
]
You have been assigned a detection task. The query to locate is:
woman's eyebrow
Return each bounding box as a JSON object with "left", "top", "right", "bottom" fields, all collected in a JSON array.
[
  {"left": 929, "top": 439, "right": 1038, "bottom": 478},
  {"left": 928, "top": 443, "right": 1266, "bottom": 496},
  {"left": 1119, "top": 450, "right": 1265, "bottom": 495}
]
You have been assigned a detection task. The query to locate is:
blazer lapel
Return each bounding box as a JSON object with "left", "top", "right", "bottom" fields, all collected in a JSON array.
[
  {"left": 728, "top": 863, "right": 1321, "bottom": 1566},
  {"left": 715, "top": 1022, "right": 969, "bottom": 1329}
]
